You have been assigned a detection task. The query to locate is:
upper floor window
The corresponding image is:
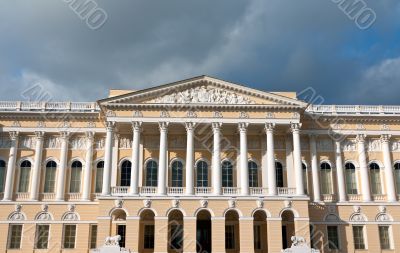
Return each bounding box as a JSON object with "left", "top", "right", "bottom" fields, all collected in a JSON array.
[
  {"left": 18, "top": 160, "right": 31, "bottom": 193},
  {"left": 171, "top": 160, "right": 183, "bottom": 187},
  {"left": 369, "top": 163, "right": 382, "bottom": 195},
  {"left": 394, "top": 163, "right": 400, "bottom": 194},
  {"left": 95, "top": 161, "right": 104, "bottom": 193},
  {"left": 0, "top": 160, "right": 6, "bottom": 192},
  {"left": 44, "top": 161, "right": 57, "bottom": 193},
  {"left": 345, "top": 163, "right": 357, "bottom": 194},
  {"left": 320, "top": 162, "right": 333, "bottom": 194},
  {"left": 276, "top": 162, "right": 284, "bottom": 188},
  {"left": 222, "top": 161, "right": 233, "bottom": 187},
  {"left": 196, "top": 161, "right": 208, "bottom": 187},
  {"left": 302, "top": 163, "right": 308, "bottom": 194},
  {"left": 145, "top": 160, "right": 158, "bottom": 187},
  {"left": 69, "top": 161, "right": 82, "bottom": 193},
  {"left": 120, "top": 160, "right": 131, "bottom": 187},
  {"left": 248, "top": 161, "right": 258, "bottom": 187}
]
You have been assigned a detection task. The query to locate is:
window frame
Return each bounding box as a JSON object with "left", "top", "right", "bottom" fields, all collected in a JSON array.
[
  {"left": 221, "top": 160, "right": 234, "bottom": 188},
  {"left": 7, "top": 224, "right": 23, "bottom": 249},
  {"left": 35, "top": 224, "right": 50, "bottom": 249},
  {"left": 18, "top": 160, "right": 31, "bottom": 193},
  {"left": 171, "top": 160, "right": 184, "bottom": 187},
  {"left": 345, "top": 162, "right": 358, "bottom": 194},
  {"left": 120, "top": 160, "right": 132, "bottom": 187},
  {"left": 145, "top": 160, "right": 158, "bottom": 187},
  {"left": 320, "top": 162, "right": 333, "bottom": 194},
  {"left": 0, "top": 160, "right": 6, "bottom": 192},
  {"left": 95, "top": 161, "right": 104, "bottom": 193},
  {"left": 248, "top": 160, "right": 259, "bottom": 188},
  {"left": 196, "top": 160, "right": 209, "bottom": 187},
  {"left": 369, "top": 162, "right": 382, "bottom": 195},
  {"left": 69, "top": 161, "right": 82, "bottom": 193},
  {"left": 43, "top": 161, "right": 57, "bottom": 193},
  {"left": 327, "top": 225, "right": 340, "bottom": 250},
  {"left": 89, "top": 224, "right": 98, "bottom": 249},
  {"left": 378, "top": 225, "right": 392, "bottom": 250},
  {"left": 352, "top": 225, "right": 366, "bottom": 250},
  {"left": 275, "top": 161, "right": 284, "bottom": 188},
  {"left": 62, "top": 224, "right": 77, "bottom": 249}
]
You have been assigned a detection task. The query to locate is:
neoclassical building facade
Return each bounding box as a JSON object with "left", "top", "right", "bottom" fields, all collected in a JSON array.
[{"left": 0, "top": 76, "right": 399, "bottom": 252}]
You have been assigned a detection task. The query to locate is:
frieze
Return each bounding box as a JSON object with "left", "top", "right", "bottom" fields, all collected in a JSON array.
[
  {"left": 0, "top": 135, "right": 11, "bottom": 148},
  {"left": 69, "top": 137, "right": 87, "bottom": 150},
  {"left": 95, "top": 138, "right": 105, "bottom": 150},
  {"left": 19, "top": 136, "right": 35, "bottom": 149},
  {"left": 170, "top": 135, "right": 185, "bottom": 148},
  {"left": 368, "top": 139, "right": 381, "bottom": 152},
  {"left": 391, "top": 140, "right": 400, "bottom": 152},
  {"left": 44, "top": 137, "right": 61, "bottom": 149},
  {"left": 317, "top": 138, "right": 333, "bottom": 151},
  {"left": 119, "top": 136, "right": 132, "bottom": 149}
]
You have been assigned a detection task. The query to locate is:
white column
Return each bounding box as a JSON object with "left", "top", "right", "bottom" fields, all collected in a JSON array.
[
  {"left": 102, "top": 122, "right": 115, "bottom": 196},
  {"left": 381, "top": 134, "right": 396, "bottom": 202},
  {"left": 239, "top": 122, "right": 249, "bottom": 196},
  {"left": 291, "top": 123, "right": 305, "bottom": 195},
  {"left": 309, "top": 135, "right": 321, "bottom": 202},
  {"left": 158, "top": 122, "right": 168, "bottom": 195},
  {"left": 212, "top": 122, "right": 222, "bottom": 195},
  {"left": 56, "top": 131, "right": 70, "bottom": 201},
  {"left": 130, "top": 121, "right": 142, "bottom": 195},
  {"left": 185, "top": 122, "right": 196, "bottom": 195},
  {"left": 335, "top": 140, "right": 346, "bottom": 202},
  {"left": 265, "top": 123, "right": 276, "bottom": 195},
  {"left": 30, "top": 131, "right": 44, "bottom": 200},
  {"left": 3, "top": 132, "right": 19, "bottom": 201},
  {"left": 82, "top": 131, "right": 94, "bottom": 200},
  {"left": 357, "top": 134, "right": 371, "bottom": 202}
]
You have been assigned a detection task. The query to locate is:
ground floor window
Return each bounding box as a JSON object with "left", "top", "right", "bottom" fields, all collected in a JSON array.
[
  {"left": 7, "top": 224, "right": 23, "bottom": 249},
  {"left": 254, "top": 225, "right": 261, "bottom": 250},
  {"left": 144, "top": 225, "right": 155, "bottom": 249},
  {"left": 352, "top": 226, "right": 365, "bottom": 250},
  {"left": 225, "top": 224, "right": 235, "bottom": 249},
  {"left": 379, "top": 226, "right": 391, "bottom": 250},
  {"left": 89, "top": 224, "right": 98, "bottom": 249},
  {"left": 63, "top": 224, "right": 77, "bottom": 249},
  {"left": 170, "top": 224, "right": 183, "bottom": 250},
  {"left": 327, "top": 226, "right": 339, "bottom": 250},
  {"left": 35, "top": 224, "right": 50, "bottom": 249}
]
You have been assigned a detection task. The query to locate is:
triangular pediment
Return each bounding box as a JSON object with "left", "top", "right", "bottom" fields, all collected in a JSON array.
[{"left": 98, "top": 75, "right": 307, "bottom": 108}]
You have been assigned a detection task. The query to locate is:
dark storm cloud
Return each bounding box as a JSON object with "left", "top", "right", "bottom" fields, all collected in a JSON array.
[{"left": 0, "top": 0, "right": 399, "bottom": 104}]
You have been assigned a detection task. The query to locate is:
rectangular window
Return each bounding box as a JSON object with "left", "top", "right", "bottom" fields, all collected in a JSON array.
[
  {"left": 225, "top": 224, "right": 235, "bottom": 249},
  {"left": 35, "top": 224, "right": 49, "bottom": 249},
  {"left": 254, "top": 225, "right": 261, "bottom": 250},
  {"left": 379, "top": 226, "right": 391, "bottom": 250},
  {"left": 353, "top": 226, "right": 365, "bottom": 250},
  {"left": 327, "top": 226, "right": 339, "bottom": 250},
  {"left": 170, "top": 224, "right": 183, "bottom": 250},
  {"left": 44, "top": 167, "right": 56, "bottom": 193},
  {"left": 18, "top": 167, "right": 30, "bottom": 192},
  {"left": 69, "top": 168, "right": 82, "bottom": 193},
  {"left": 345, "top": 169, "right": 358, "bottom": 194},
  {"left": 89, "top": 224, "right": 97, "bottom": 249},
  {"left": 63, "top": 224, "right": 77, "bottom": 249},
  {"left": 144, "top": 225, "right": 154, "bottom": 249},
  {"left": 7, "top": 224, "right": 23, "bottom": 249}
]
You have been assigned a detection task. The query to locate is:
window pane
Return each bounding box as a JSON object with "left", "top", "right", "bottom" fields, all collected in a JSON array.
[
  {"left": 320, "top": 163, "right": 332, "bottom": 194},
  {"left": 8, "top": 224, "right": 23, "bottom": 249},
  {"left": 395, "top": 163, "right": 400, "bottom": 194},
  {"left": 248, "top": 161, "right": 258, "bottom": 187},
  {"left": 379, "top": 226, "right": 391, "bottom": 250},
  {"left": 70, "top": 162, "right": 82, "bottom": 193},
  {"left": 302, "top": 163, "right": 308, "bottom": 194},
  {"left": 95, "top": 162, "right": 104, "bottom": 193},
  {"left": 144, "top": 225, "right": 155, "bottom": 249},
  {"left": 254, "top": 225, "right": 261, "bottom": 250},
  {"left": 18, "top": 161, "right": 31, "bottom": 192},
  {"left": 222, "top": 161, "right": 233, "bottom": 187},
  {"left": 276, "top": 162, "right": 284, "bottom": 187},
  {"left": 44, "top": 161, "right": 57, "bottom": 193},
  {"left": 225, "top": 224, "right": 235, "bottom": 249},
  {"left": 170, "top": 224, "right": 183, "bottom": 250},
  {"left": 35, "top": 225, "right": 49, "bottom": 249},
  {"left": 327, "top": 226, "right": 339, "bottom": 250},
  {"left": 0, "top": 160, "right": 6, "bottom": 192},
  {"left": 171, "top": 161, "right": 183, "bottom": 187},
  {"left": 196, "top": 161, "right": 208, "bottom": 187},
  {"left": 146, "top": 161, "right": 158, "bottom": 187},
  {"left": 89, "top": 225, "right": 97, "bottom": 249},
  {"left": 369, "top": 163, "right": 382, "bottom": 194},
  {"left": 63, "top": 225, "right": 76, "bottom": 249},
  {"left": 120, "top": 160, "right": 131, "bottom": 186},
  {"left": 345, "top": 163, "right": 357, "bottom": 194},
  {"left": 353, "top": 226, "right": 365, "bottom": 249}
]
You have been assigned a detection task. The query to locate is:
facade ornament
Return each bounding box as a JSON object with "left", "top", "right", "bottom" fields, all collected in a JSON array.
[
  {"left": 62, "top": 121, "right": 71, "bottom": 128},
  {"left": 42, "top": 204, "right": 49, "bottom": 212},
  {"left": 292, "top": 112, "right": 300, "bottom": 119},
  {"left": 132, "top": 121, "right": 142, "bottom": 132},
  {"left": 15, "top": 204, "right": 22, "bottom": 212},
  {"left": 105, "top": 121, "right": 115, "bottom": 131},
  {"left": 238, "top": 122, "right": 249, "bottom": 132},
  {"left": 185, "top": 122, "right": 196, "bottom": 132},
  {"left": 327, "top": 205, "right": 337, "bottom": 214},
  {"left": 119, "top": 136, "right": 132, "bottom": 149},
  {"left": 317, "top": 138, "right": 333, "bottom": 151},
  {"left": 290, "top": 123, "right": 301, "bottom": 132},
  {"left": 265, "top": 123, "right": 275, "bottom": 132},
  {"left": 211, "top": 122, "right": 222, "bottom": 132},
  {"left": 114, "top": 199, "right": 123, "bottom": 208},
  {"left": 187, "top": 110, "right": 197, "bottom": 118},
  {"left": 256, "top": 199, "right": 264, "bottom": 208},
  {"left": 266, "top": 112, "right": 275, "bottom": 118},
  {"left": 342, "top": 139, "right": 357, "bottom": 152},
  {"left": 200, "top": 199, "right": 208, "bottom": 208},
  {"left": 106, "top": 110, "right": 116, "bottom": 117},
  {"left": 353, "top": 205, "right": 361, "bottom": 213},
  {"left": 239, "top": 111, "right": 249, "bottom": 119},
  {"left": 356, "top": 134, "right": 366, "bottom": 143},
  {"left": 282, "top": 236, "right": 320, "bottom": 253},
  {"left": 160, "top": 110, "right": 170, "bottom": 118},
  {"left": 62, "top": 212, "right": 79, "bottom": 221},
  {"left": 291, "top": 236, "right": 306, "bottom": 246},
  {"left": 350, "top": 206, "right": 366, "bottom": 222},
  {"left": 36, "top": 212, "right": 52, "bottom": 221},
  {"left": 381, "top": 124, "right": 390, "bottom": 131},
  {"left": 37, "top": 121, "right": 45, "bottom": 128},
  {"left": 70, "top": 137, "right": 87, "bottom": 150},
  {"left": 34, "top": 131, "right": 45, "bottom": 140},
  {"left": 380, "top": 134, "right": 391, "bottom": 143},
  {"left": 228, "top": 199, "right": 236, "bottom": 208},
  {"left": 152, "top": 86, "right": 255, "bottom": 104},
  {"left": 8, "top": 212, "right": 25, "bottom": 221},
  {"left": 368, "top": 139, "right": 382, "bottom": 151},
  {"left": 158, "top": 122, "right": 169, "bottom": 132},
  {"left": 133, "top": 110, "right": 143, "bottom": 117},
  {"left": 379, "top": 205, "right": 387, "bottom": 213},
  {"left": 87, "top": 121, "right": 96, "bottom": 128},
  {"left": 104, "top": 235, "right": 121, "bottom": 246},
  {"left": 284, "top": 200, "right": 292, "bottom": 208},
  {"left": 143, "top": 199, "right": 152, "bottom": 208},
  {"left": 9, "top": 131, "right": 19, "bottom": 141},
  {"left": 172, "top": 199, "right": 180, "bottom": 208},
  {"left": 376, "top": 206, "right": 392, "bottom": 222},
  {"left": 68, "top": 204, "right": 76, "bottom": 212},
  {"left": 325, "top": 214, "right": 340, "bottom": 222},
  {"left": 12, "top": 120, "right": 21, "bottom": 127},
  {"left": 356, "top": 124, "right": 365, "bottom": 130},
  {"left": 213, "top": 111, "right": 223, "bottom": 118}
]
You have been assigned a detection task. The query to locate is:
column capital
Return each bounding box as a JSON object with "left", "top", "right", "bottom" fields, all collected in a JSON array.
[
  {"left": 60, "top": 131, "right": 70, "bottom": 140},
  {"left": 290, "top": 123, "right": 302, "bottom": 132},
  {"left": 264, "top": 122, "right": 275, "bottom": 132},
  {"left": 131, "top": 121, "right": 142, "bottom": 132},
  {"left": 238, "top": 122, "right": 249, "bottom": 132},
  {"left": 106, "top": 121, "right": 116, "bottom": 131},
  {"left": 158, "top": 122, "right": 169, "bottom": 132},
  {"left": 9, "top": 131, "right": 19, "bottom": 141},
  {"left": 34, "top": 131, "right": 45, "bottom": 140},
  {"left": 380, "top": 134, "right": 391, "bottom": 143},
  {"left": 185, "top": 122, "right": 196, "bottom": 132},
  {"left": 85, "top": 131, "right": 95, "bottom": 141},
  {"left": 212, "top": 122, "right": 222, "bottom": 132},
  {"left": 356, "top": 134, "right": 366, "bottom": 143}
]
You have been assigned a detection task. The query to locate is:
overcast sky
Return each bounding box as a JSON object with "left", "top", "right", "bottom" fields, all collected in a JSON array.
[{"left": 0, "top": 0, "right": 399, "bottom": 104}]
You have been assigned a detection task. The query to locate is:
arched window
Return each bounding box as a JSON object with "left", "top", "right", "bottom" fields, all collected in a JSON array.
[
  {"left": 120, "top": 160, "right": 131, "bottom": 186},
  {"left": 222, "top": 161, "right": 233, "bottom": 187},
  {"left": 369, "top": 163, "right": 382, "bottom": 194},
  {"left": 394, "top": 163, "right": 400, "bottom": 194},
  {"left": 171, "top": 160, "right": 183, "bottom": 187},
  {"left": 302, "top": 163, "right": 308, "bottom": 194},
  {"left": 0, "top": 160, "right": 5, "bottom": 192},
  {"left": 320, "top": 162, "right": 333, "bottom": 194},
  {"left": 276, "top": 162, "right": 284, "bottom": 188},
  {"left": 44, "top": 161, "right": 57, "bottom": 193},
  {"left": 18, "top": 160, "right": 31, "bottom": 192},
  {"left": 145, "top": 160, "right": 158, "bottom": 187},
  {"left": 95, "top": 161, "right": 104, "bottom": 193},
  {"left": 248, "top": 161, "right": 258, "bottom": 187},
  {"left": 196, "top": 161, "right": 208, "bottom": 187},
  {"left": 345, "top": 163, "right": 357, "bottom": 194},
  {"left": 70, "top": 161, "right": 82, "bottom": 193}
]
